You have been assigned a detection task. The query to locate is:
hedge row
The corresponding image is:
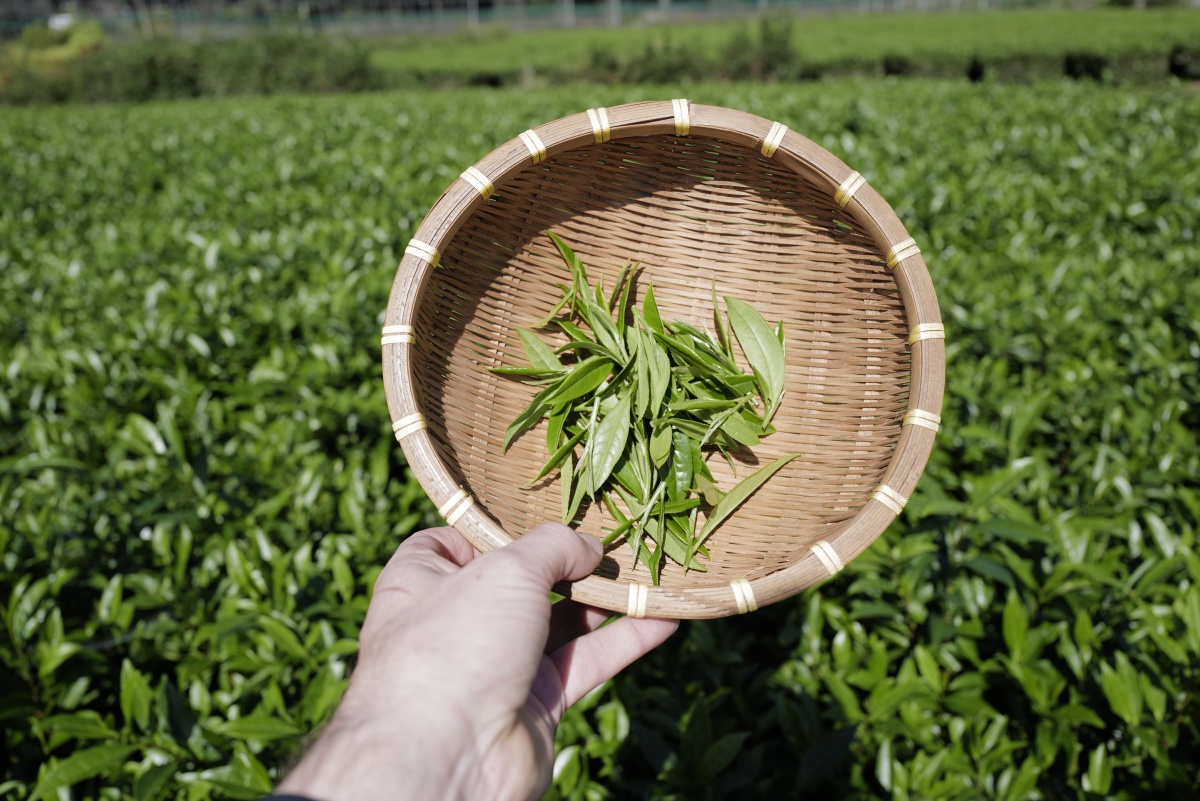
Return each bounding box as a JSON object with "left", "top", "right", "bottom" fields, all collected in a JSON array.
[
  {"left": 2, "top": 24, "right": 1199, "bottom": 105},
  {"left": 0, "top": 34, "right": 377, "bottom": 104}
]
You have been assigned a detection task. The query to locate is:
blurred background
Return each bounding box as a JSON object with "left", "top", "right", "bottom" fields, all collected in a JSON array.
[
  {"left": 12, "top": 0, "right": 1194, "bottom": 41},
  {"left": 2, "top": 1, "right": 1199, "bottom": 800}
]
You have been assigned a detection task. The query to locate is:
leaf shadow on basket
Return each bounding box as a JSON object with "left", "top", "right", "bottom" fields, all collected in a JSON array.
[{"left": 409, "top": 134, "right": 910, "bottom": 589}]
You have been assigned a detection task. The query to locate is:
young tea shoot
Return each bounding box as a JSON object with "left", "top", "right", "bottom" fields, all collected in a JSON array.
[{"left": 494, "top": 233, "right": 796, "bottom": 583}]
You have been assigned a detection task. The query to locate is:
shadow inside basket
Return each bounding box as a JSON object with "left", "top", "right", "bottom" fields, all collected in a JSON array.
[{"left": 409, "top": 133, "right": 910, "bottom": 588}]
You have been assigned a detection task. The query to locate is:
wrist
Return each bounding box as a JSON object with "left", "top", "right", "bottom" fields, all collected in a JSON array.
[{"left": 279, "top": 686, "right": 480, "bottom": 801}]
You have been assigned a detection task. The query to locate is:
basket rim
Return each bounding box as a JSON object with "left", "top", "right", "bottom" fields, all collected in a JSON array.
[{"left": 382, "top": 99, "right": 945, "bottom": 620}]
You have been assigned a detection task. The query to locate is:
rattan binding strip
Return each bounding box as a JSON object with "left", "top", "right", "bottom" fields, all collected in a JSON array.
[
  {"left": 587, "top": 107, "right": 612, "bottom": 143},
  {"left": 761, "top": 122, "right": 788, "bottom": 158},
  {"left": 907, "top": 323, "right": 945, "bottom": 345},
  {"left": 461, "top": 166, "right": 495, "bottom": 200},
  {"left": 835, "top": 172, "right": 867, "bottom": 208},
  {"left": 672, "top": 99, "right": 690, "bottom": 136},
  {"left": 627, "top": 583, "right": 649, "bottom": 618},
  {"left": 438, "top": 488, "right": 475, "bottom": 526},
  {"left": 730, "top": 578, "right": 758, "bottom": 614},
  {"left": 392, "top": 412, "right": 427, "bottom": 441},
  {"left": 811, "top": 540, "right": 845, "bottom": 576},
  {"left": 405, "top": 240, "right": 440, "bottom": 267},
  {"left": 519, "top": 130, "right": 548, "bottom": 164},
  {"left": 381, "top": 324, "right": 414, "bottom": 346},
  {"left": 903, "top": 409, "right": 942, "bottom": 432},
  {"left": 872, "top": 484, "right": 908, "bottom": 515},
  {"left": 886, "top": 238, "right": 921, "bottom": 270}
]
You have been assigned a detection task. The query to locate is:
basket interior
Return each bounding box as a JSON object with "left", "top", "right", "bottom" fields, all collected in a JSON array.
[{"left": 409, "top": 134, "right": 911, "bottom": 589}]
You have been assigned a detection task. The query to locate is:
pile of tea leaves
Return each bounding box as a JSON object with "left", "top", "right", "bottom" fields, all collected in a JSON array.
[{"left": 495, "top": 233, "right": 796, "bottom": 583}]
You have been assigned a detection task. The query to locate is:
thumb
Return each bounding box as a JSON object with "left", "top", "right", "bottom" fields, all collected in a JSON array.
[{"left": 490, "top": 522, "right": 604, "bottom": 588}]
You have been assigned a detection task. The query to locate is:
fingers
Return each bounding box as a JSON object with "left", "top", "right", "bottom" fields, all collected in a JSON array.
[
  {"left": 545, "top": 616, "right": 679, "bottom": 717},
  {"left": 487, "top": 522, "right": 604, "bottom": 589},
  {"left": 377, "top": 527, "right": 478, "bottom": 588}
]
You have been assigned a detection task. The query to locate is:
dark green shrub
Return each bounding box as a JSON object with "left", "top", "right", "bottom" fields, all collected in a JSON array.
[
  {"left": 720, "top": 24, "right": 756, "bottom": 80},
  {"left": 18, "top": 22, "right": 71, "bottom": 49},
  {"left": 586, "top": 44, "right": 620, "bottom": 83},
  {"left": 882, "top": 53, "right": 914, "bottom": 76},
  {"left": 195, "top": 35, "right": 376, "bottom": 97},
  {"left": 622, "top": 36, "right": 706, "bottom": 84},
  {"left": 758, "top": 12, "right": 796, "bottom": 79},
  {"left": 74, "top": 39, "right": 201, "bottom": 102},
  {"left": 0, "top": 63, "right": 74, "bottom": 103},
  {"left": 466, "top": 71, "right": 505, "bottom": 87},
  {"left": 717, "top": 15, "right": 800, "bottom": 81},
  {"left": 1168, "top": 44, "right": 1200, "bottom": 80},
  {"left": 967, "top": 55, "right": 986, "bottom": 83},
  {"left": 1064, "top": 51, "right": 1108, "bottom": 81},
  {"left": 0, "top": 33, "right": 378, "bottom": 104}
]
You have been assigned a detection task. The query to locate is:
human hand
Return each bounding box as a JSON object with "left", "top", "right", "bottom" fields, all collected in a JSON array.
[{"left": 278, "top": 523, "right": 679, "bottom": 801}]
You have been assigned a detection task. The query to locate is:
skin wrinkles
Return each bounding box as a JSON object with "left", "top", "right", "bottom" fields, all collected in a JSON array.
[{"left": 279, "top": 522, "right": 678, "bottom": 801}]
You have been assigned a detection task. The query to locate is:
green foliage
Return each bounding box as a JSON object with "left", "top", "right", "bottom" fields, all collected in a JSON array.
[
  {"left": 2, "top": 79, "right": 1199, "bottom": 798},
  {"left": 718, "top": 14, "right": 798, "bottom": 81},
  {"left": 5, "top": 9, "right": 1200, "bottom": 103},
  {"left": 496, "top": 238, "right": 792, "bottom": 579},
  {"left": 1, "top": 34, "right": 377, "bottom": 105},
  {"left": 372, "top": 8, "right": 1200, "bottom": 87},
  {"left": 17, "top": 24, "right": 72, "bottom": 50}
]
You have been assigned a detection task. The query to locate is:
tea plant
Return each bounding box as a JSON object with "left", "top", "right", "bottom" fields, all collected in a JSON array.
[{"left": 1, "top": 80, "right": 1198, "bottom": 799}]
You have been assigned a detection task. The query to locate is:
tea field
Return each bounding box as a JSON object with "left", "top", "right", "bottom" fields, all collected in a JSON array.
[{"left": 2, "top": 80, "right": 1199, "bottom": 799}]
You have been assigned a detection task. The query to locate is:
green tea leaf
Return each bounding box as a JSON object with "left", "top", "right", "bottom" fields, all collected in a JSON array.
[
  {"left": 39, "top": 713, "right": 118, "bottom": 751},
  {"left": 526, "top": 428, "right": 586, "bottom": 487},
  {"left": 530, "top": 284, "right": 573, "bottom": 329},
  {"left": 712, "top": 278, "right": 733, "bottom": 362},
  {"left": 31, "top": 744, "right": 138, "bottom": 801},
  {"left": 1098, "top": 654, "right": 1143, "bottom": 726},
  {"left": 259, "top": 615, "right": 309, "bottom": 662},
  {"left": 503, "top": 393, "right": 553, "bottom": 451},
  {"left": 643, "top": 282, "right": 664, "bottom": 334},
  {"left": 720, "top": 410, "right": 762, "bottom": 447},
  {"left": 1084, "top": 745, "right": 1113, "bottom": 795},
  {"left": 490, "top": 366, "right": 563, "bottom": 378},
  {"left": 669, "top": 398, "right": 737, "bottom": 413},
  {"left": 518, "top": 328, "right": 562, "bottom": 372},
  {"left": 669, "top": 428, "right": 693, "bottom": 503},
  {"left": 120, "top": 659, "right": 153, "bottom": 733},
  {"left": 646, "top": 329, "right": 671, "bottom": 420},
  {"left": 1002, "top": 590, "right": 1029, "bottom": 661},
  {"left": 546, "top": 408, "right": 567, "bottom": 452},
  {"left": 649, "top": 423, "right": 672, "bottom": 467},
  {"left": 696, "top": 454, "right": 797, "bottom": 544},
  {"left": 696, "top": 473, "right": 726, "bottom": 506},
  {"left": 725, "top": 295, "right": 785, "bottom": 414},
  {"left": 586, "top": 391, "right": 631, "bottom": 496},
  {"left": 547, "top": 230, "right": 587, "bottom": 285},
  {"left": 545, "top": 356, "right": 613, "bottom": 407},
  {"left": 217, "top": 713, "right": 302, "bottom": 741},
  {"left": 556, "top": 318, "right": 595, "bottom": 344},
  {"left": 634, "top": 329, "right": 650, "bottom": 420},
  {"left": 561, "top": 451, "right": 575, "bottom": 524},
  {"left": 555, "top": 339, "right": 623, "bottom": 362}
]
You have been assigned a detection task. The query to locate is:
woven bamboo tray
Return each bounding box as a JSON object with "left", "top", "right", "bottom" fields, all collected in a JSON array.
[{"left": 382, "top": 100, "right": 944, "bottom": 620}]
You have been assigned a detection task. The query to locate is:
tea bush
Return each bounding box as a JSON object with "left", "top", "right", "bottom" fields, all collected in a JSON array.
[
  {"left": 1, "top": 34, "right": 378, "bottom": 104},
  {"left": 1, "top": 80, "right": 1198, "bottom": 799}
]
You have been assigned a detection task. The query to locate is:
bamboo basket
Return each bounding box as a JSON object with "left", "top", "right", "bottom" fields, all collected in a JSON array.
[{"left": 382, "top": 100, "right": 944, "bottom": 620}]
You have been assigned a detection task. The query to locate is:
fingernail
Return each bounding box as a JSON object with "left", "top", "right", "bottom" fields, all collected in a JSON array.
[{"left": 577, "top": 533, "right": 603, "bottom": 556}]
